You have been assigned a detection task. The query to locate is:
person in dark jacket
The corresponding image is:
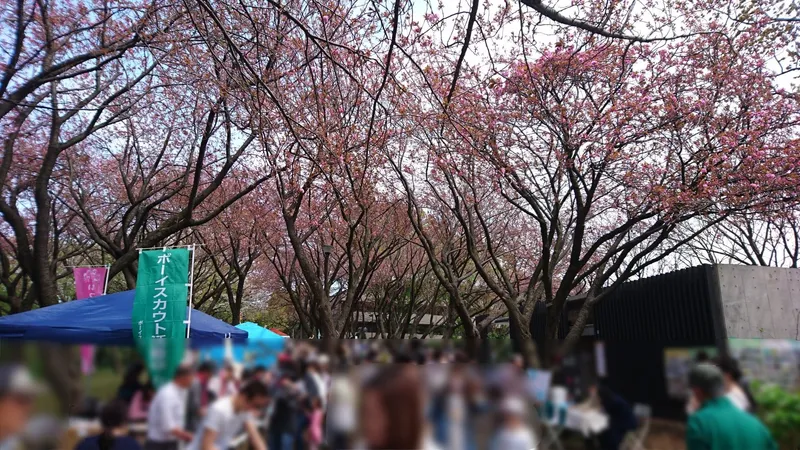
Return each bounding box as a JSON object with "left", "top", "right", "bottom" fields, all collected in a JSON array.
[
  {"left": 268, "top": 375, "right": 302, "bottom": 450},
  {"left": 74, "top": 400, "right": 141, "bottom": 450},
  {"left": 591, "top": 381, "right": 638, "bottom": 450}
]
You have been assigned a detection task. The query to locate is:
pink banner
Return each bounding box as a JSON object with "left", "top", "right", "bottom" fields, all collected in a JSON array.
[
  {"left": 74, "top": 267, "right": 108, "bottom": 375},
  {"left": 73, "top": 267, "right": 107, "bottom": 300},
  {"left": 80, "top": 346, "right": 95, "bottom": 375}
]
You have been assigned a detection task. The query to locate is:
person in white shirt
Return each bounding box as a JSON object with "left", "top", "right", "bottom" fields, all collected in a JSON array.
[
  {"left": 145, "top": 366, "right": 195, "bottom": 450},
  {"left": 490, "top": 397, "right": 538, "bottom": 450},
  {"left": 304, "top": 358, "right": 327, "bottom": 409},
  {"left": 188, "top": 380, "right": 270, "bottom": 450},
  {"left": 327, "top": 371, "right": 357, "bottom": 450},
  {"left": 716, "top": 356, "right": 755, "bottom": 412},
  {"left": 207, "top": 364, "right": 238, "bottom": 400}
]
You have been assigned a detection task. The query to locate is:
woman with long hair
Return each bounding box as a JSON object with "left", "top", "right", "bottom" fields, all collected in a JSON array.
[
  {"left": 74, "top": 400, "right": 140, "bottom": 450},
  {"left": 115, "top": 363, "right": 144, "bottom": 405},
  {"left": 358, "top": 364, "right": 439, "bottom": 450}
]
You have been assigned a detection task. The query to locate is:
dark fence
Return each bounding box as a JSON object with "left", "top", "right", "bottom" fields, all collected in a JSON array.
[{"left": 527, "top": 265, "right": 728, "bottom": 419}]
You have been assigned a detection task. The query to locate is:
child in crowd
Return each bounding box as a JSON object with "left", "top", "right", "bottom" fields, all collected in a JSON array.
[{"left": 305, "top": 396, "right": 324, "bottom": 450}]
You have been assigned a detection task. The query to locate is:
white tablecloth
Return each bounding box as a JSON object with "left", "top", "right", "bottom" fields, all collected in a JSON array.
[
  {"left": 67, "top": 418, "right": 100, "bottom": 438},
  {"left": 563, "top": 408, "right": 609, "bottom": 436},
  {"left": 68, "top": 418, "right": 148, "bottom": 437}
]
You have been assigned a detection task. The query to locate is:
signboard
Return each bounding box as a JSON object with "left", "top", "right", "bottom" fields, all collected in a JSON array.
[{"left": 132, "top": 249, "right": 189, "bottom": 387}]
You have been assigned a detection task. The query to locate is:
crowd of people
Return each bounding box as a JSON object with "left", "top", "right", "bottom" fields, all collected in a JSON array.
[{"left": 0, "top": 340, "right": 783, "bottom": 450}]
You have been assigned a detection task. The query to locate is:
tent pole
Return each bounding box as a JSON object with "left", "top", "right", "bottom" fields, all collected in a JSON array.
[
  {"left": 186, "top": 244, "right": 197, "bottom": 339},
  {"left": 102, "top": 264, "right": 110, "bottom": 296}
]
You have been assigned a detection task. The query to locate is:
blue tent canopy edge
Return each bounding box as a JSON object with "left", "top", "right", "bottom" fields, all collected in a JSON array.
[{"left": 0, "top": 290, "right": 247, "bottom": 347}]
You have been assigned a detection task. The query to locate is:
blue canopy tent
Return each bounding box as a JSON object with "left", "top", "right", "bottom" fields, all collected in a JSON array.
[
  {"left": 199, "top": 322, "right": 286, "bottom": 368},
  {"left": 0, "top": 290, "right": 247, "bottom": 347}
]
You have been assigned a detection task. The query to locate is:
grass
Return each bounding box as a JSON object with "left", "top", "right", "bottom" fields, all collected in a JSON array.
[{"left": 35, "top": 368, "right": 122, "bottom": 415}]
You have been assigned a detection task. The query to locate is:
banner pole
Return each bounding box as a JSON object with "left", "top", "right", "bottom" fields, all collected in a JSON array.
[
  {"left": 66, "top": 264, "right": 112, "bottom": 268},
  {"left": 102, "top": 264, "right": 110, "bottom": 296},
  {"left": 186, "top": 244, "right": 197, "bottom": 339}
]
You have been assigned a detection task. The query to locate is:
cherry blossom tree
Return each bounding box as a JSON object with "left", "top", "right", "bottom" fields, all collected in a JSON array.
[
  {"left": 388, "top": 0, "right": 800, "bottom": 361},
  {"left": 64, "top": 91, "right": 275, "bottom": 288},
  {"left": 0, "top": 0, "right": 174, "bottom": 310},
  {"left": 678, "top": 211, "right": 800, "bottom": 268},
  {"left": 183, "top": 0, "right": 420, "bottom": 342}
]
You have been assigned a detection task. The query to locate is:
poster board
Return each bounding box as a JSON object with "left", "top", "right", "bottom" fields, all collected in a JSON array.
[
  {"left": 728, "top": 339, "right": 800, "bottom": 391},
  {"left": 664, "top": 347, "right": 718, "bottom": 399},
  {"left": 595, "top": 341, "right": 607, "bottom": 377},
  {"left": 527, "top": 369, "right": 553, "bottom": 403}
]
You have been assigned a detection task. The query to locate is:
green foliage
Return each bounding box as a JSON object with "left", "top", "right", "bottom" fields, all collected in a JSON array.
[
  {"left": 245, "top": 298, "right": 296, "bottom": 333},
  {"left": 753, "top": 382, "right": 800, "bottom": 449}
]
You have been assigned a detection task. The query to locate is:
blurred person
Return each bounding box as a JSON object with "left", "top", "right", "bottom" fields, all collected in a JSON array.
[
  {"left": 304, "top": 396, "right": 324, "bottom": 450},
  {"left": 431, "top": 364, "right": 480, "bottom": 450},
  {"left": 686, "top": 352, "right": 712, "bottom": 415},
  {"left": 18, "top": 415, "right": 63, "bottom": 450},
  {"left": 409, "top": 340, "right": 426, "bottom": 365},
  {"left": 589, "top": 382, "right": 637, "bottom": 450},
  {"left": 145, "top": 365, "right": 195, "bottom": 450},
  {"left": 686, "top": 363, "right": 776, "bottom": 450},
  {"left": 358, "top": 364, "right": 439, "bottom": 450},
  {"left": 187, "top": 380, "right": 270, "bottom": 450},
  {"left": 510, "top": 354, "right": 525, "bottom": 373},
  {"left": 0, "top": 365, "right": 43, "bottom": 450},
  {"left": 187, "top": 362, "right": 216, "bottom": 433},
  {"left": 293, "top": 355, "right": 323, "bottom": 450},
  {"left": 268, "top": 375, "right": 303, "bottom": 450},
  {"left": 714, "top": 356, "right": 756, "bottom": 413},
  {"left": 327, "top": 368, "right": 357, "bottom": 450},
  {"left": 128, "top": 382, "right": 155, "bottom": 422},
  {"left": 489, "top": 397, "right": 537, "bottom": 450},
  {"left": 304, "top": 358, "right": 327, "bottom": 407},
  {"left": 251, "top": 366, "right": 268, "bottom": 383},
  {"left": 317, "top": 355, "right": 331, "bottom": 389},
  {"left": 335, "top": 343, "right": 352, "bottom": 368},
  {"left": 261, "top": 369, "right": 274, "bottom": 387},
  {"left": 207, "top": 363, "right": 237, "bottom": 399},
  {"left": 75, "top": 400, "right": 141, "bottom": 450},
  {"left": 116, "top": 363, "right": 145, "bottom": 404}
]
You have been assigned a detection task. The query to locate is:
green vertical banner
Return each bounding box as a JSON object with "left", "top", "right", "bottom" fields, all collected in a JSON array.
[{"left": 132, "top": 248, "right": 190, "bottom": 387}]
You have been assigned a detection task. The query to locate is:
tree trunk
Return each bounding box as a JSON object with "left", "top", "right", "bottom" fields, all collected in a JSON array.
[
  {"left": 39, "top": 344, "right": 81, "bottom": 416},
  {"left": 558, "top": 300, "right": 594, "bottom": 358},
  {"left": 32, "top": 259, "right": 59, "bottom": 307},
  {"left": 510, "top": 318, "right": 541, "bottom": 369},
  {"left": 506, "top": 303, "right": 541, "bottom": 368},
  {"left": 230, "top": 302, "right": 241, "bottom": 325},
  {"left": 123, "top": 268, "right": 137, "bottom": 290}
]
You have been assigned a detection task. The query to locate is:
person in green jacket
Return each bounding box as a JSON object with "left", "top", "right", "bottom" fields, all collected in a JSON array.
[{"left": 686, "top": 363, "right": 777, "bottom": 450}]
